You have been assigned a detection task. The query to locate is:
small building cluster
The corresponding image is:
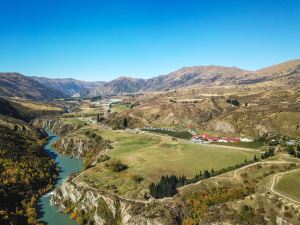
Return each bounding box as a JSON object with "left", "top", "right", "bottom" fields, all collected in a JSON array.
[
  {"left": 89, "top": 98, "right": 123, "bottom": 107},
  {"left": 191, "top": 134, "right": 241, "bottom": 144}
]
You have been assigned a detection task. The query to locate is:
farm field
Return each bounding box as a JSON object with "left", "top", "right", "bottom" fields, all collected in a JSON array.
[
  {"left": 63, "top": 118, "right": 87, "bottom": 127},
  {"left": 112, "top": 103, "right": 132, "bottom": 113},
  {"left": 212, "top": 141, "right": 264, "bottom": 149},
  {"left": 77, "top": 128, "right": 259, "bottom": 199},
  {"left": 275, "top": 169, "right": 300, "bottom": 202}
]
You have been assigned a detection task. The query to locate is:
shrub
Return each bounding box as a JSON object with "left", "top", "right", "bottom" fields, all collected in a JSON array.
[
  {"left": 106, "top": 160, "right": 128, "bottom": 172},
  {"left": 132, "top": 175, "right": 144, "bottom": 183},
  {"left": 226, "top": 98, "right": 240, "bottom": 106},
  {"left": 97, "top": 155, "right": 110, "bottom": 163}
]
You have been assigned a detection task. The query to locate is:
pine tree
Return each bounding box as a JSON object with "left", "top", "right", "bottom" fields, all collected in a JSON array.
[
  {"left": 254, "top": 155, "right": 258, "bottom": 161},
  {"left": 203, "top": 170, "right": 210, "bottom": 178}
]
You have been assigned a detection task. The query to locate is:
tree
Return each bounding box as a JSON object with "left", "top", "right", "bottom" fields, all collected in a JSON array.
[
  {"left": 286, "top": 146, "right": 295, "bottom": 156},
  {"left": 253, "top": 155, "right": 258, "bottom": 162},
  {"left": 203, "top": 170, "right": 210, "bottom": 178},
  {"left": 27, "top": 216, "right": 37, "bottom": 225},
  {"left": 149, "top": 175, "right": 179, "bottom": 198},
  {"left": 226, "top": 98, "right": 240, "bottom": 106},
  {"left": 123, "top": 118, "right": 128, "bottom": 128}
]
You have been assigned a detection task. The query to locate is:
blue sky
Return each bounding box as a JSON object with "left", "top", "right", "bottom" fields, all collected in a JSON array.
[{"left": 0, "top": 0, "right": 299, "bottom": 81}]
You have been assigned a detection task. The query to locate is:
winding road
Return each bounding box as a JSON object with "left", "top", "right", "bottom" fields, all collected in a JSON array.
[
  {"left": 71, "top": 158, "right": 300, "bottom": 206},
  {"left": 180, "top": 159, "right": 300, "bottom": 204},
  {"left": 270, "top": 168, "right": 300, "bottom": 204}
]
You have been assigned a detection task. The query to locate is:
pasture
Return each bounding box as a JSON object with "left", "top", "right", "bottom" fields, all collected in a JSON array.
[
  {"left": 112, "top": 103, "right": 132, "bottom": 113},
  {"left": 275, "top": 169, "right": 300, "bottom": 202},
  {"left": 78, "top": 129, "right": 259, "bottom": 199}
]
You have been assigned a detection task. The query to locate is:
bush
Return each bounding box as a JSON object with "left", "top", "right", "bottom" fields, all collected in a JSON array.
[
  {"left": 106, "top": 160, "right": 128, "bottom": 172},
  {"left": 97, "top": 155, "right": 111, "bottom": 163},
  {"left": 226, "top": 98, "right": 240, "bottom": 106},
  {"left": 132, "top": 175, "right": 144, "bottom": 183}
]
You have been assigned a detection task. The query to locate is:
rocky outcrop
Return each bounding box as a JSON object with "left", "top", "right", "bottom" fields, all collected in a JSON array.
[
  {"left": 32, "top": 117, "right": 76, "bottom": 135},
  {"left": 55, "top": 136, "right": 96, "bottom": 157},
  {"left": 51, "top": 181, "right": 184, "bottom": 225},
  {"left": 0, "top": 115, "right": 47, "bottom": 139},
  {"left": 208, "top": 120, "right": 236, "bottom": 133}
]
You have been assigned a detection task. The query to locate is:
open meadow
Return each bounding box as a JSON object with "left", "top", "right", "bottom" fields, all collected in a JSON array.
[
  {"left": 275, "top": 169, "right": 300, "bottom": 202},
  {"left": 77, "top": 128, "right": 259, "bottom": 199}
]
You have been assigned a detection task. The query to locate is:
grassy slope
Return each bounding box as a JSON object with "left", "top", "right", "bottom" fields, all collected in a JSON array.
[
  {"left": 275, "top": 169, "right": 300, "bottom": 201},
  {"left": 212, "top": 141, "right": 264, "bottom": 149},
  {"left": 112, "top": 104, "right": 132, "bottom": 113},
  {"left": 272, "top": 112, "right": 300, "bottom": 138},
  {"left": 80, "top": 129, "right": 258, "bottom": 199}
]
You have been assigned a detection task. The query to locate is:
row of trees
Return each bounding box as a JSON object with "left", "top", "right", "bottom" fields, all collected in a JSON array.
[
  {"left": 141, "top": 128, "right": 192, "bottom": 140},
  {"left": 149, "top": 175, "right": 187, "bottom": 198},
  {"left": 261, "top": 147, "right": 275, "bottom": 159}
]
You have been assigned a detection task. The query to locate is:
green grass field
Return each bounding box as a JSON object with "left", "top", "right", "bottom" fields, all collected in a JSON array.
[
  {"left": 78, "top": 128, "right": 259, "bottom": 199},
  {"left": 112, "top": 104, "right": 132, "bottom": 113},
  {"left": 275, "top": 169, "right": 300, "bottom": 202},
  {"left": 63, "top": 118, "right": 87, "bottom": 127},
  {"left": 212, "top": 141, "right": 264, "bottom": 149}
]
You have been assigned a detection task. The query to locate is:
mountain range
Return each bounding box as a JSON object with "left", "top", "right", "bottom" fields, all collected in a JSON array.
[{"left": 0, "top": 59, "right": 299, "bottom": 100}]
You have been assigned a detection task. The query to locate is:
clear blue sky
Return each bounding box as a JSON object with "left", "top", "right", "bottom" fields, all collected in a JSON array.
[{"left": 0, "top": 0, "right": 299, "bottom": 81}]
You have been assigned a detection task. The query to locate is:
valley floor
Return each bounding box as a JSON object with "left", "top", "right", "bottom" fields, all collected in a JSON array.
[{"left": 72, "top": 126, "right": 259, "bottom": 200}]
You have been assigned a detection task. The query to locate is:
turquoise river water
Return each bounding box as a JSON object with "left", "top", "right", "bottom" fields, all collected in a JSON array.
[{"left": 38, "top": 130, "right": 82, "bottom": 225}]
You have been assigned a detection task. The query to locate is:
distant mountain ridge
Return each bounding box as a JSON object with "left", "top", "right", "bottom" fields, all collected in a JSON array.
[
  {"left": 0, "top": 59, "right": 299, "bottom": 100},
  {"left": 30, "top": 77, "right": 105, "bottom": 97},
  {"left": 0, "top": 73, "right": 65, "bottom": 100}
]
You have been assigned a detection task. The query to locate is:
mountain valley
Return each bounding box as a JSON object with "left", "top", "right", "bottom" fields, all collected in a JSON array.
[{"left": 1, "top": 59, "right": 300, "bottom": 225}]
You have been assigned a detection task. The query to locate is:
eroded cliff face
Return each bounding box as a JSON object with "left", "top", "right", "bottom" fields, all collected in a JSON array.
[
  {"left": 51, "top": 181, "right": 184, "bottom": 225},
  {"left": 32, "top": 117, "right": 76, "bottom": 135},
  {"left": 55, "top": 137, "right": 96, "bottom": 157}
]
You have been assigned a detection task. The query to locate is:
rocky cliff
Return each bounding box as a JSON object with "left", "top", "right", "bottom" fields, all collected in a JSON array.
[
  {"left": 51, "top": 181, "right": 184, "bottom": 225},
  {"left": 54, "top": 137, "right": 93, "bottom": 157},
  {"left": 32, "top": 117, "right": 76, "bottom": 135}
]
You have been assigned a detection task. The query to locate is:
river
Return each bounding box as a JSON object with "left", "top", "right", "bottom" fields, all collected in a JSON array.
[{"left": 38, "top": 130, "right": 83, "bottom": 225}]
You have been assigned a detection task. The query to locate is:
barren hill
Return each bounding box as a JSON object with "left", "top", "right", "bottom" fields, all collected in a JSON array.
[
  {"left": 0, "top": 73, "right": 65, "bottom": 100},
  {"left": 1, "top": 59, "right": 299, "bottom": 99},
  {"left": 34, "top": 59, "right": 300, "bottom": 96}
]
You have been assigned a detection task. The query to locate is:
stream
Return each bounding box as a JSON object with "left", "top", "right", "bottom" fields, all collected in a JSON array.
[{"left": 38, "top": 130, "right": 83, "bottom": 225}]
